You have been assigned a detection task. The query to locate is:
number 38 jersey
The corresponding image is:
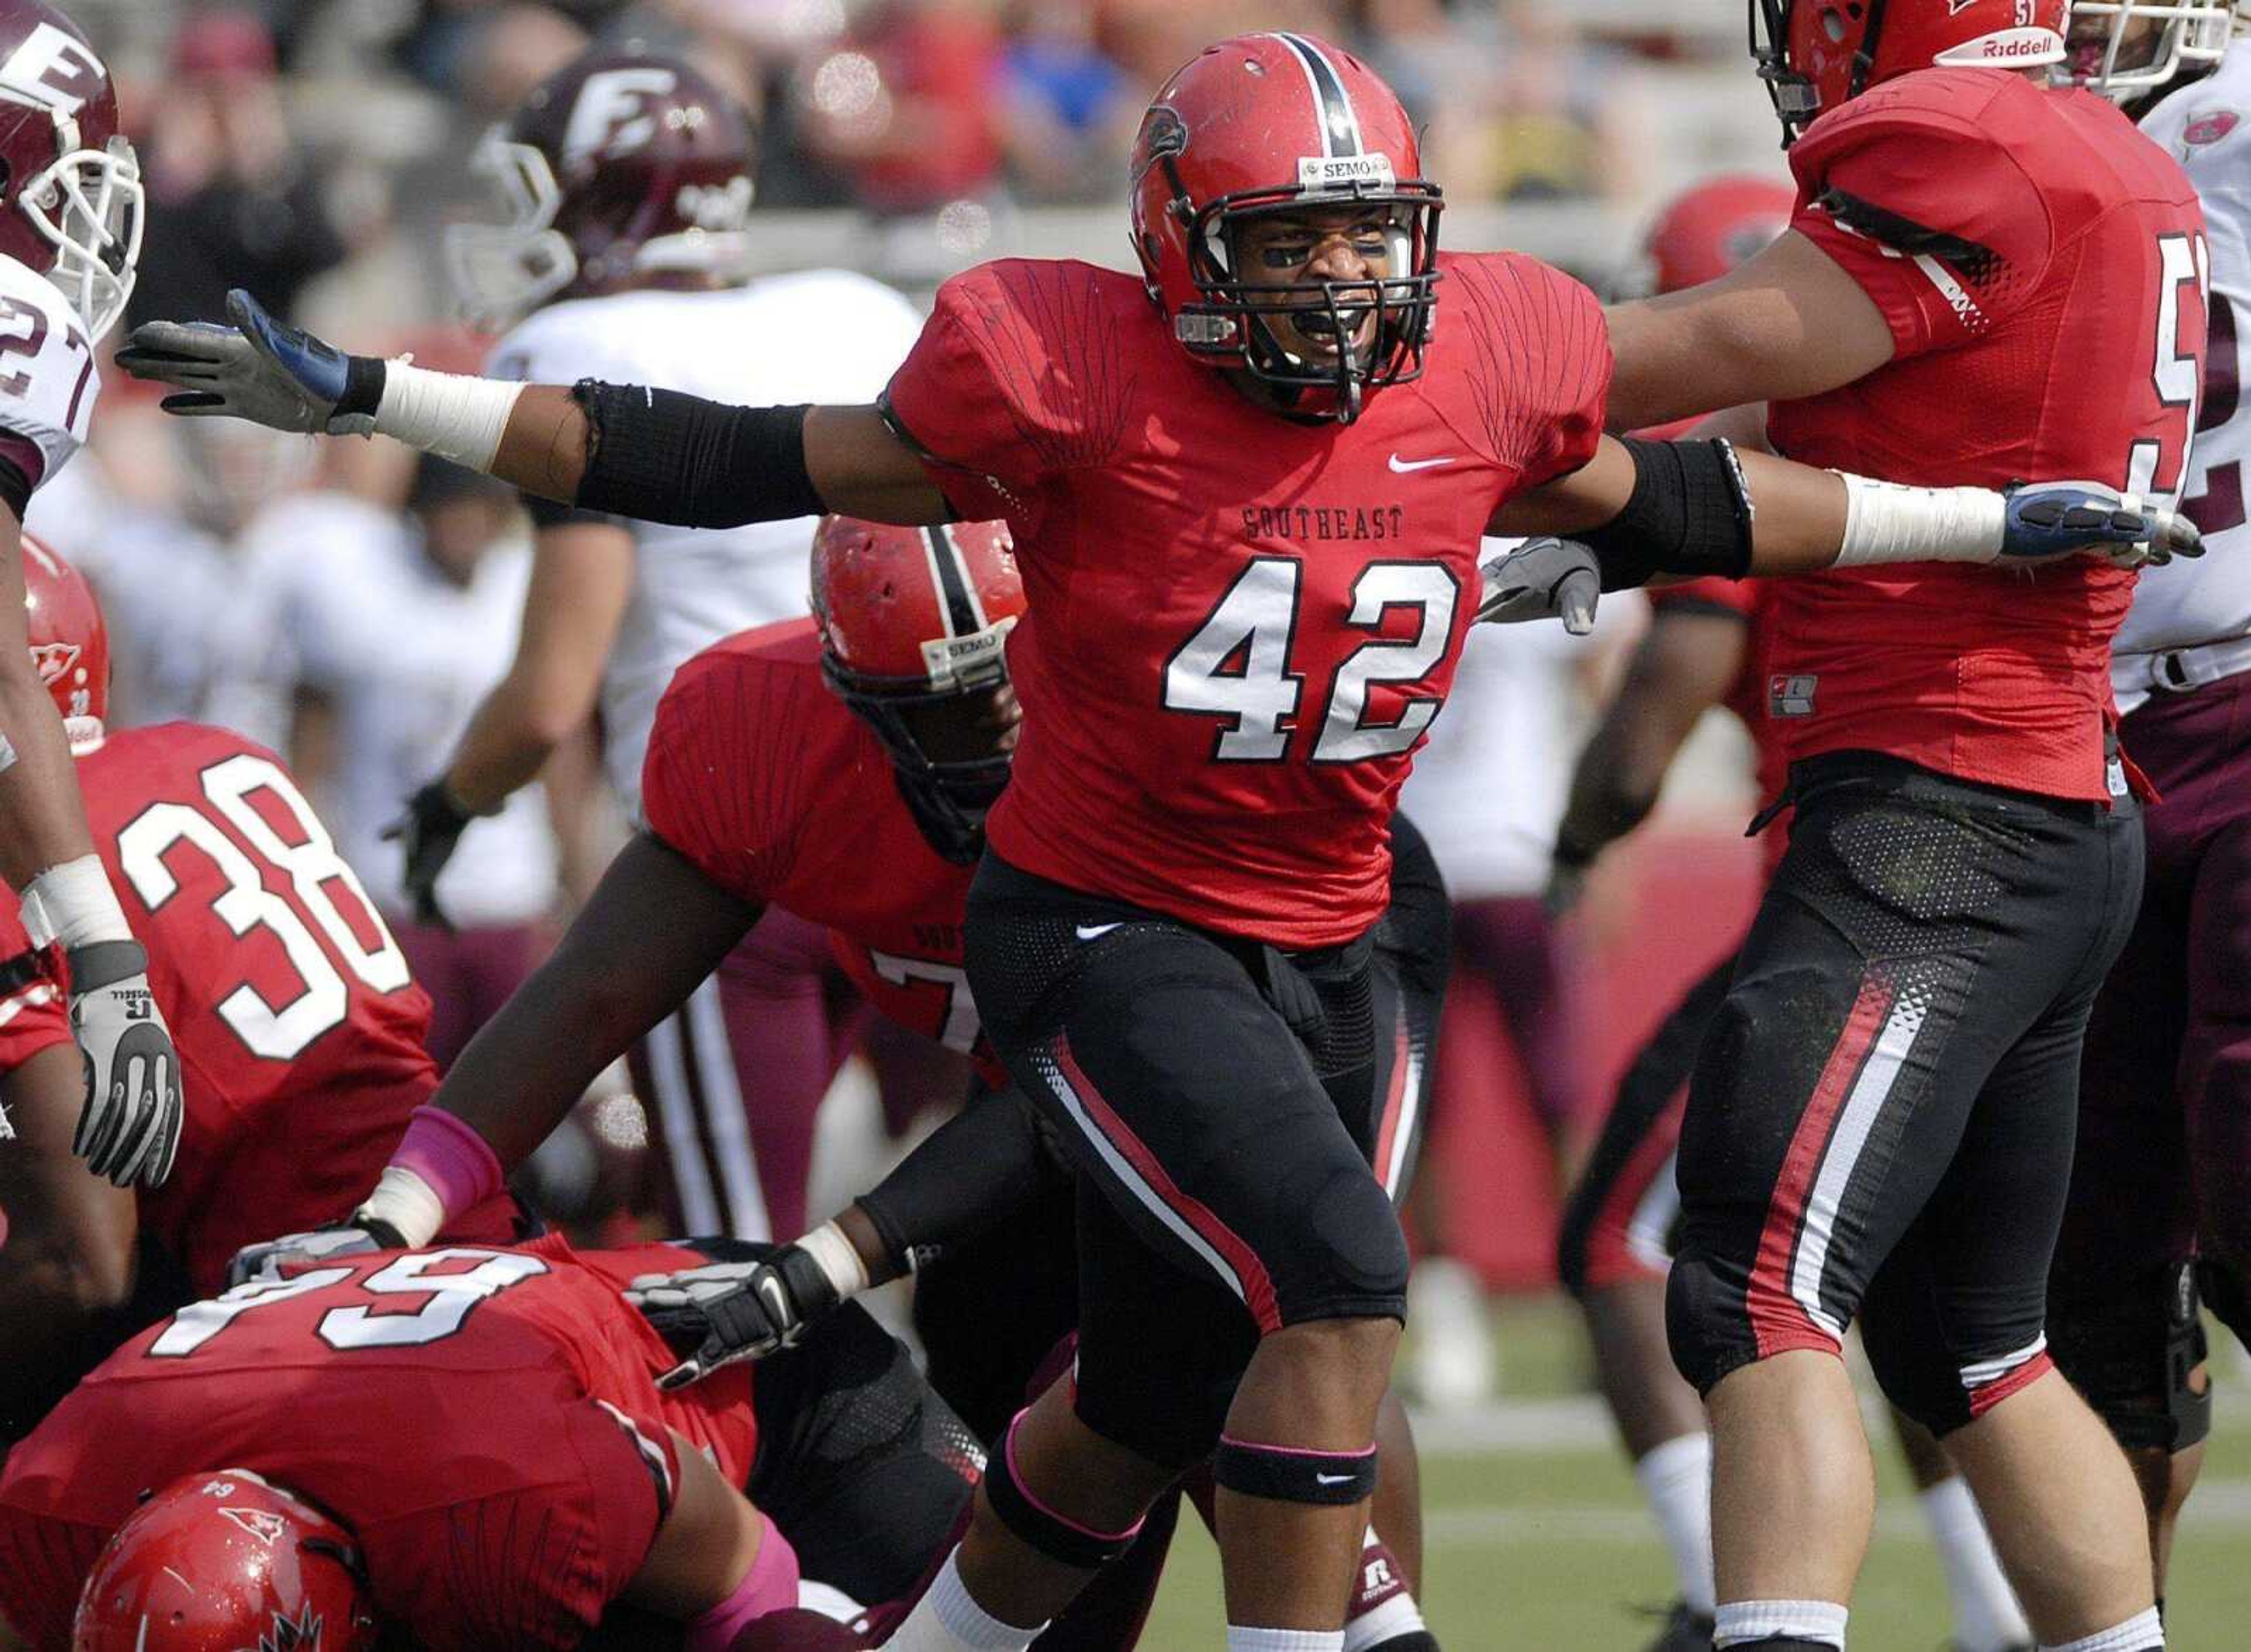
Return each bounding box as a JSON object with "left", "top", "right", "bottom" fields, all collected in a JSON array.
[
  {"left": 0, "top": 1237, "right": 759, "bottom": 1651},
  {"left": 0, "top": 722, "right": 446, "bottom": 1293},
  {"left": 883, "top": 254, "right": 1610, "bottom": 948},
  {"left": 0, "top": 252, "right": 95, "bottom": 513},
  {"left": 1766, "top": 69, "right": 2207, "bottom": 799}
]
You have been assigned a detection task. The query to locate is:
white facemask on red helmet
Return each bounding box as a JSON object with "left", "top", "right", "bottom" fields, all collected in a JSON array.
[{"left": 2060, "top": 1, "right": 2239, "bottom": 103}]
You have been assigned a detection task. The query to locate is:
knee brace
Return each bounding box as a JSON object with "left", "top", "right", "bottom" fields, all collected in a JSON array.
[
  {"left": 1212, "top": 1436, "right": 1378, "bottom": 1507},
  {"left": 2049, "top": 1261, "right": 2211, "bottom": 1453},
  {"left": 981, "top": 1412, "right": 1145, "bottom": 1571}
]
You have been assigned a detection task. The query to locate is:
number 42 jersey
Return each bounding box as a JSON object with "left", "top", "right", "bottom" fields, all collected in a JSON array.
[{"left": 883, "top": 253, "right": 1610, "bottom": 949}]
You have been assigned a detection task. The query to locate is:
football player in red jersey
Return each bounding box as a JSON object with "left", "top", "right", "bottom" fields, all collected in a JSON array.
[
  {"left": 0, "top": 1235, "right": 984, "bottom": 1651},
  {"left": 115, "top": 26, "right": 2189, "bottom": 1647},
  {"left": 0, "top": 538, "right": 519, "bottom": 1439},
  {"left": 0, "top": 0, "right": 182, "bottom": 1194},
  {"left": 1577, "top": 4, "right": 2210, "bottom": 1646}
]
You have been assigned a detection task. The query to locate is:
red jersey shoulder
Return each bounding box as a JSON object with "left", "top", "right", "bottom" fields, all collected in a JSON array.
[
  {"left": 641, "top": 619, "right": 868, "bottom": 902},
  {"left": 0, "top": 887, "right": 67, "bottom": 1075},
  {"left": 884, "top": 257, "right": 1154, "bottom": 518},
  {"left": 1427, "top": 251, "right": 1611, "bottom": 488}
]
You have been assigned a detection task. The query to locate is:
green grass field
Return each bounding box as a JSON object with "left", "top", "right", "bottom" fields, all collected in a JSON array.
[{"left": 1139, "top": 1299, "right": 2251, "bottom": 1649}]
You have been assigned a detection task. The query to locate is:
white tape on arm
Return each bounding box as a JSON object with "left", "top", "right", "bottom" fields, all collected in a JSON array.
[
  {"left": 1832, "top": 474, "right": 2007, "bottom": 567},
  {"left": 22, "top": 854, "right": 131, "bottom": 950},
  {"left": 355, "top": 1164, "right": 447, "bottom": 1250},
  {"left": 372, "top": 362, "right": 525, "bottom": 473},
  {"left": 797, "top": 1220, "right": 872, "bottom": 1300}
]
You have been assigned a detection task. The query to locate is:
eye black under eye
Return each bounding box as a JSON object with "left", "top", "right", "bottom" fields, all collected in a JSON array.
[{"left": 1260, "top": 246, "right": 1311, "bottom": 268}]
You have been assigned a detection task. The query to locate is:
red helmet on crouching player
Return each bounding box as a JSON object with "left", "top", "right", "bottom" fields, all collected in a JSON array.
[
  {"left": 811, "top": 516, "right": 1024, "bottom": 864},
  {"left": 1752, "top": 0, "right": 2069, "bottom": 141},
  {"left": 0, "top": 0, "right": 141, "bottom": 339},
  {"left": 1128, "top": 30, "right": 1442, "bottom": 419},
  {"left": 1638, "top": 175, "right": 1797, "bottom": 295},
  {"left": 443, "top": 47, "right": 756, "bottom": 326},
  {"left": 22, "top": 528, "right": 105, "bottom": 752},
  {"left": 71, "top": 1471, "right": 378, "bottom": 1652}
]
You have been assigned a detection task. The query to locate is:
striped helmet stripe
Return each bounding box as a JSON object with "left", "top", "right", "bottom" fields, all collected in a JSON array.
[
  {"left": 1275, "top": 32, "right": 1362, "bottom": 159},
  {"left": 921, "top": 525, "right": 985, "bottom": 638}
]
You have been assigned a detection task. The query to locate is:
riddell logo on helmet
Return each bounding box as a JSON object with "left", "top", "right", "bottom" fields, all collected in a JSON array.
[{"left": 1935, "top": 28, "right": 2063, "bottom": 67}]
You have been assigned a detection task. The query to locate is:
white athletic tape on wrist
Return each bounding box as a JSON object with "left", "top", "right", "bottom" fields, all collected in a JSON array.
[
  {"left": 22, "top": 854, "right": 131, "bottom": 951},
  {"left": 373, "top": 361, "right": 524, "bottom": 473},
  {"left": 356, "top": 1164, "right": 446, "bottom": 1249},
  {"left": 799, "top": 1219, "right": 872, "bottom": 1300},
  {"left": 1833, "top": 474, "right": 2006, "bottom": 567}
]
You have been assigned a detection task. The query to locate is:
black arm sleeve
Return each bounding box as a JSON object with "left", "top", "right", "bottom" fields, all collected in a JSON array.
[
  {"left": 570, "top": 381, "right": 826, "bottom": 528},
  {"left": 856, "top": 1086, "right": 1063, "bottom": 1275},
  {"left": 1577, "top": 437, "right": 1756, "bottom": 591}
]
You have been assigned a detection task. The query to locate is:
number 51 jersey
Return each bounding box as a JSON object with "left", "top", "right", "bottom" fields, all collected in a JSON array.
[{"left": 883, "top": 253, "right": 1610, "bottom": 949}]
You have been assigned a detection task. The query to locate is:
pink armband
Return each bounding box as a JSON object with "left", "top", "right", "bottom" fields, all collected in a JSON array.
[
  {"left": 389, "top": 1105, "right": 505, "bottom": 1227},
  {"left": 686, "top": 1513, "right": 801, "bottom": 1651}
]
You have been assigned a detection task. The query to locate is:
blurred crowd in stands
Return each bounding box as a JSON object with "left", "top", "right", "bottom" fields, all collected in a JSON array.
[{"left": 38, "top": 0, "right": 1787, "bottom": 1406}]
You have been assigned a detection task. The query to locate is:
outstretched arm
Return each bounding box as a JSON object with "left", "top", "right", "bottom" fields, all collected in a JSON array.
[{"left": 117, "top": 291, "right": 950, "bottom": 526}]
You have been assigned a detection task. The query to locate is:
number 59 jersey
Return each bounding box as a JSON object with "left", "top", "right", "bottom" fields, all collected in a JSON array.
[{"left": 73, "top": 722, "right": 441, "bottom": 1291}]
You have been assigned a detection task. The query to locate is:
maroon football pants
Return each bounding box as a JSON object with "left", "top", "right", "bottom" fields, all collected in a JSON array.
[{"left": 2052, "top": 667, "right": 2251, "bottom": 1444}]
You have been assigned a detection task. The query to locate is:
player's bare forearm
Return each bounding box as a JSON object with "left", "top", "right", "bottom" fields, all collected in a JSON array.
[
  {"left": 1735, "top": 449, "right": 1854, "bottom": 574},
  {"left": 443, "top": 522, "right": 632, "bottom": 814},
  {"left": 430, "top": 834, "right": 760, "bottom": 1168},
  {"left": 0, "top": 527, "right": 95, "bottom": 889},
  {"left": 489, "top": 385, "right": 594, "bottom": 502},
  {"left": 1604, "top": 230, "right": 1895, "bottom": 431}
]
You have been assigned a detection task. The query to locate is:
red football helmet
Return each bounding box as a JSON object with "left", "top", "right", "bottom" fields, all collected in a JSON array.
[
  {"left": 811, "top": 516, "right": 1024, "bottom": 863},
  {"left": 1752, "top": 0, "right": 2068, "bottom": 142},
  {"left": 72, "top": 1471, "right": 379, "bottom": 1651},
  {"left": 0, "top": 0, "right": 141, "bottom": 340},
  {"left": 1129, "top": 32, "right": 1442, "bottom": 422},
  {"left": 444, "top": 45, "right": 757, "bottom": 327},
  {"left": 22, "top": 529, "right": 105, "bottom": 754},
  {"left": 1635, "top": 175, "right": 1797, "bottom": 296}
]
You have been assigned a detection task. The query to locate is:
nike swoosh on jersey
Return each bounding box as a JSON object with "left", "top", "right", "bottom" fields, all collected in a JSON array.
[
  {"left": 1388, "top": 454, "right": 1456, "bottom": 473},
  {"left": 1075, "top": 923, "right": 1123, "bottom": 942}
]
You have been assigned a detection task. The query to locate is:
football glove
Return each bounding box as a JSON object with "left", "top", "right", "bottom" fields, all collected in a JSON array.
[
  {"left": 627, "top": 1243, "right": 842, "bottom": 1390},
  {"left": 117, "top": 289, "right": 385, "bottom": 436},
  {"left": 2001, "top": 482, "right": 2203, "bottom": 569},
  {"left": 1475, "top": 537, "right": 1601, "bottom": 634},
  {"left": 382, "top": 780, "right": 479, "bottom": 930},
  {"left": 67, "top": 940, "right": 183, "bottom": 1188},
  {"left": 226, "top": 1218, "right": 406, "bottom": 1289}
]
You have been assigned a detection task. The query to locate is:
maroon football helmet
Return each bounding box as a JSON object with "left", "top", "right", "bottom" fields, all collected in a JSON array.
[
  {"left": 1129, "top": 32, "right": 1442, "bottom": 422},
  {"left": 0, "top": 0, "right": 141, "bottom": 340},
  {"left": 445, "top": 45, "right": 757, "bottom": 326},
  {"left": 811, "top": 515, "right": 1024, "bottom": 864},
  {"left": 72, "top": 1471, "right": 379, "bottom": 1651}
]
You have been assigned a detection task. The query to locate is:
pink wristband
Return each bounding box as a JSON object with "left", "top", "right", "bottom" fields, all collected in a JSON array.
[
  {"left": 389, "top": 1106, "right": 505, "bottom": 1227},
  {"left": 685, "top": 1513, "right": 800, "bottom": 1651}
]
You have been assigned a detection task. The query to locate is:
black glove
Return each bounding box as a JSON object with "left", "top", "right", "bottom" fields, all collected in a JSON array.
[
  {"left": 625, "top": 1243, "right": 843, "bottom": 1389},
  {"left": 382, "top": 780, "right": 478, "bottom": 929}
]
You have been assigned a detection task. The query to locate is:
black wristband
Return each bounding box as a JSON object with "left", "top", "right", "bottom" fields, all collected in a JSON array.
[
  {"left": 64, "top": 939, "right": 148, "bottom": 992},
  {"left": 1579, "top": 437, "right": 1756, "bottom": 590},
  {"left": 572, "top": 382, "right": 825, "bottom": 529},
  {"left": 336, "top": 353, "right": 387, "bottom": 422}
]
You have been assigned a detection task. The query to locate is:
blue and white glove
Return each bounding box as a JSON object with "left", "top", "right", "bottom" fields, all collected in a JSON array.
[
  {"left": 115, "top": 289, "right": 385, "bottom": 435},
  {"left": 1475, "top": 537, "right": 1602, "bottom": 634},
  {"left": 2001, "top": 482, "right": 2202, "bottom": 569}
]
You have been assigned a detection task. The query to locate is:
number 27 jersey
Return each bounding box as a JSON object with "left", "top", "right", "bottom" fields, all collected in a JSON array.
[{"left": 883, "top": 254, "right": 1609, "bottom": 947}]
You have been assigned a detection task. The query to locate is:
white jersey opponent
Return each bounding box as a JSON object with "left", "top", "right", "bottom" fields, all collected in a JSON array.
[
  {"left": 487, "top": 270, "right": 925, "bottom": 805},
  {"left": 0, "top": 249, "right": 96, "bottom": 505},
  {"left": 2119, "top": 39, "right": 2251, "bottom": 709}
]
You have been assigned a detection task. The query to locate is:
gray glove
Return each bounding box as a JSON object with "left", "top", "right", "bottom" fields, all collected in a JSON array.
[
  {"left": 626, "top": 1244, "right": 842, "bottom": 1390},
  {"left": 226, "top": 1218, "right": 405, "bottom": 1289},
  {"left": 115, "top": 289, "right": 383, "bottom": 436},
  {"left": 67, "top": 939, "right": 183, "bottom": 1188},
  {"left": 1476, "top": 537, "right": 1601, "bottom": 635}
]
